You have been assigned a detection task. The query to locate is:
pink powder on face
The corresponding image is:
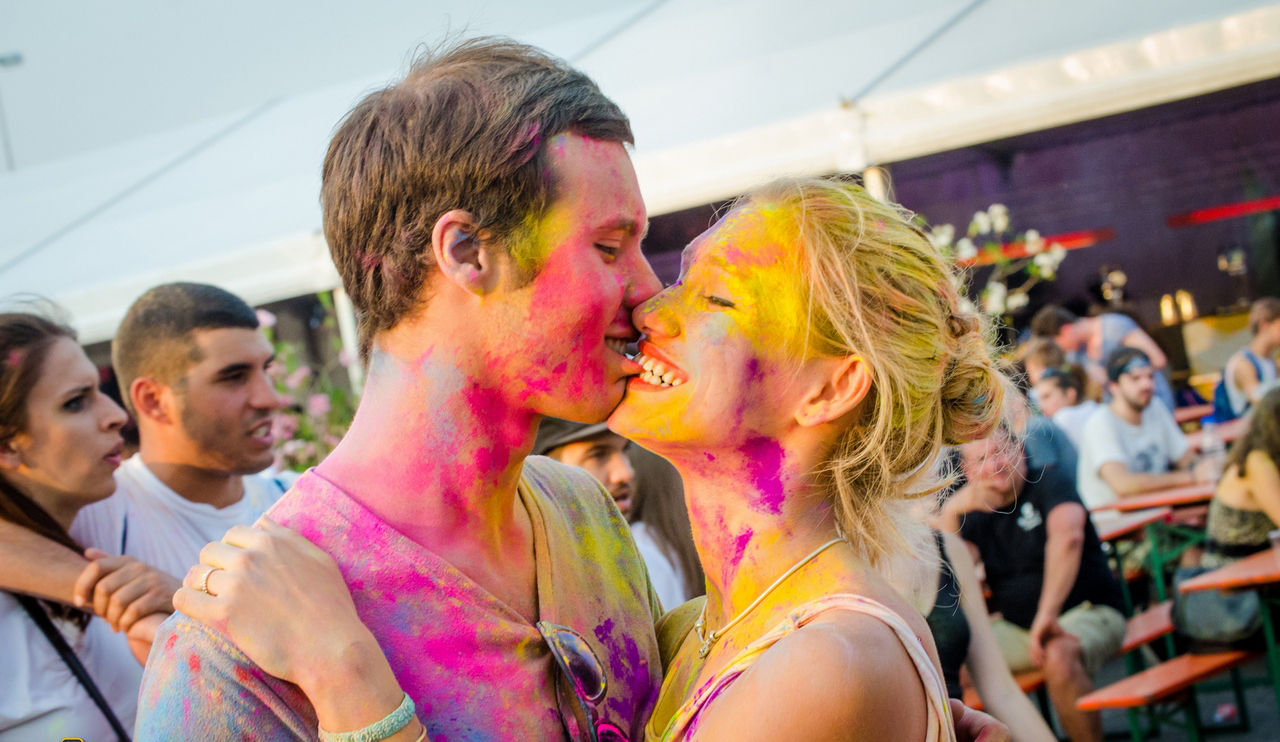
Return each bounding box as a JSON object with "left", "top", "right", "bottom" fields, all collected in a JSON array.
[{"left": 741, "top": 437, "right": 786, "bottom": 514}]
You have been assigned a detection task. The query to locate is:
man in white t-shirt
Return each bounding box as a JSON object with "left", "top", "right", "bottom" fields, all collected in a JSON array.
[
  {"left": 1076, "top": 348, "right": 1203, "bottom": 513},
  {"left": 0, "top": 283, "right": 288, "bottom": 632}
]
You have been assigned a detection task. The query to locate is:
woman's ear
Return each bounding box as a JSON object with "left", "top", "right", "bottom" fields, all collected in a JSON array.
[
  {"left": 795, "top": 356, "right": 872, "bottom": 428},
  {"left": 431, "top": 210, "right": 501, "bottom": 295}
]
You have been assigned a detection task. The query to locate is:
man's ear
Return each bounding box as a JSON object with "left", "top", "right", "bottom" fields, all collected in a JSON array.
[
  {"left": 130, "top": 377, "right": 175, "bottom": 426},
  {"left": 795, "top": 356, "right": 873, "bottom": 428},
  {"left": 431, "top": 210, "right": 501, "bottom": 295},
  {"left": 0, "top": 438, "right": 23, "bottom": 471}
]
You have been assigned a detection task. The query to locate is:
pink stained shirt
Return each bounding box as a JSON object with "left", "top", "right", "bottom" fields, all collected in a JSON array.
[{"left": 135, "top": 456, "right": 664, "bottom": 741}]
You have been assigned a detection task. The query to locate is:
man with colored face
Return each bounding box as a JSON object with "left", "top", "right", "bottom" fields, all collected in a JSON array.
[
  {"left": 136, "top": 38, "right": 1011, "bottom": 742},
  {"left": 136, "top": 40, "right": 667, "bottom": 742},
  {"left": 1076, "top": 347, "right": 1203, "bottom": 512},
  {"left": 0, "top": 283, "right": 289, "bottom": 652}
]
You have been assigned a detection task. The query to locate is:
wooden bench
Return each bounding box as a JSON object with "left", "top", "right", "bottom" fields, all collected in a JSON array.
[
  {"left": 1120, "top": 600, "right": 1173, "bottom": 654},
  {"left": 1077, "top": 651, "right": 1259, "bottom": 742},
  {"left": 962, "top": 669, "right": 1044, "bottom": 712}
]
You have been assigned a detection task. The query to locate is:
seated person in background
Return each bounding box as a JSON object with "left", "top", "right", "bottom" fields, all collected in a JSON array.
[
  {"left": 628, "top": 443, "right": 704, "bottom": 605},
  {"left": 0, "top": 311, "right": 156, "bottom": 740},
  {"left": 1202, "top": 388, "right": 1280, "bottom": 568},
  {"left": 1020, "top": 337, "right": 1066, "bottom": 387},
  {"left": 1215, "top": 297, "right": 1280, "bottom": 421},
  {"left": 908, "top": 528, "right": 1058, "bottom": 742},
  {"left": 939, "top": 392, "right": 1076, "bottom": 532},
  {"left": 1032, "top": 305, "right": 1176, "bottom": 413},
  {"left": 0, "top": 283, "right": 288, "bottom": 631},
  {"left": 1033, "top": 364, "right": 1098, "bottom": 449},
  {"left": 1077, "top": 348, "right": 1205, "bottom": 513},
  {"left": 956, "top": 429, "right": 1126, "bottom": 742},
  {"left": 534, "top": 417, "right": 690, "bottom": 609}
]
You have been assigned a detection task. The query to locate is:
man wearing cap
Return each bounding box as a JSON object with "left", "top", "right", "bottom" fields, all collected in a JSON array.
[{"left": 1076, "top": 348, "right": 1204, "bottom": 513}]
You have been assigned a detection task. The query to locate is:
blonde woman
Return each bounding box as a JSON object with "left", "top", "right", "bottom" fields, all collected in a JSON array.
[{"left": 167, "top": 177, "right": 1010, "bottom": 742}]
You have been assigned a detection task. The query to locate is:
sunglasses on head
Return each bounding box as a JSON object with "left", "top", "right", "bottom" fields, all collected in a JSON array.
[{"left": 537, "top": 621, "right": 629, "bottom": 742}]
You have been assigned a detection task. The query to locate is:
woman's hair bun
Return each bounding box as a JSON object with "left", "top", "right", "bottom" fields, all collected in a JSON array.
[{"left": 939, "top": 314, "right": 1009, "bottom": 445}]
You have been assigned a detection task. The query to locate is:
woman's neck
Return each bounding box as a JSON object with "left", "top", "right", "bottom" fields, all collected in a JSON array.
[
  {"left": 5, "top": 474, "right": 80, "bottom": 532},
  {"left": 671, "top": 439, "right": 841, "bottom": 627}
]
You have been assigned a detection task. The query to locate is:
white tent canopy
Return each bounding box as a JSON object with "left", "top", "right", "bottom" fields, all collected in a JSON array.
[{"left": 1, "top": 0, "right": 1278, "bottom": 343}]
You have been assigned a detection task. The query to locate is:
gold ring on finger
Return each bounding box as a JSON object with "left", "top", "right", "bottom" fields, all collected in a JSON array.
[{"left": 197, "top": 566, "right": 222, "bottom": 595}]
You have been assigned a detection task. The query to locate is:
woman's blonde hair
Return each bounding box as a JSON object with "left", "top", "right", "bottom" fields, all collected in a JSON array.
[{"left": 744, "top": 176, "right": 1015, "bottom": 567}]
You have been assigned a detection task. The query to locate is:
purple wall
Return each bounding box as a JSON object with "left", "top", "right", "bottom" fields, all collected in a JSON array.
[{"left": 642, "top": 77, "right": 1280, "bottom": 332}]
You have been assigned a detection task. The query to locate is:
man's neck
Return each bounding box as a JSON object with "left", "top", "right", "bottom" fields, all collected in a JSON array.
[
  {"left": 1110, "top": 396, "right": 1143, "bottom": 426},
  {"left": 316, "top": 342, "right": 537, "bottom": 556},
  {"left": 137, "top": 452, "right": 246, "bottom": 509},
  {"left": 1248, "top": 335, "right": 1275, "bottom": 359}
]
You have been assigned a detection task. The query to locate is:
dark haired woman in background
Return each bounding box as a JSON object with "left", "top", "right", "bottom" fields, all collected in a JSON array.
[
  {"left": 0, "top": 312, "right": 144, "bottom": 741},
  {"left": 1202, "top": 387, "right": 1280, "bottom": 568},
  {"left": 628, "top": 444, "right": 705, "bottom": 606}
]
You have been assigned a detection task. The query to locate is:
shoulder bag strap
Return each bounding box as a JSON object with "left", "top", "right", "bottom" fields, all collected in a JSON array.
[{"left": 13, "top": 593, "right": 132, "bottom": 741}]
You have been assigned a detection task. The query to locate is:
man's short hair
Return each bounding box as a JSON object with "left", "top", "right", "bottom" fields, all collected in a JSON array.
[
  {"left": 1248, "top": 297, "right": 1280, "bottom": 335},
  {"left": 1030, "top": 305, "right": 1079, "bottom": 338},
  {"left": 322, "top": 37, "right": 634, "bottom": 360},
  {"left": 112, "top": 283, "right": 259, "bottom": 413},
  {"left": 1105, "top": 347, "right": 1150, "bottom": 383},
  {"left": 1020, "top": 337, "right": 1066, "bottom": 370}
]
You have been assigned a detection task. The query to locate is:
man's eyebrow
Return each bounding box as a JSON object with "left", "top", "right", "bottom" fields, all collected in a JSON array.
[{"left": 600, "top": 218, "right": 649, "bottom": 238}]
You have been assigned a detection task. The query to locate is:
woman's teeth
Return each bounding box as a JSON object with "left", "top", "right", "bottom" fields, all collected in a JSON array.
[{"left": 633, "top": 352, "right": 684, "bottom": 388}]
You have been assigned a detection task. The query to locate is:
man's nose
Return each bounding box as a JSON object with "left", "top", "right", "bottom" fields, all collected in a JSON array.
[{"left": 623, "top": 252, "right": 663, "bottom": 310}]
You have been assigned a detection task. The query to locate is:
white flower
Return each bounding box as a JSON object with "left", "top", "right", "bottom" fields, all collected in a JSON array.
[
  {"left": 929, "top": 223, "right": 955, "bottom": 250},
  {"left": 959, "top": 297, "right": 978, "bottom": 315},
  {"left": 1023, "top": 229, "right": 1045, "bottom": 255},
  {"left": 982, "top": 281, "right": 1007, "bottom": 315},
  {"left": 1033, "top": 245, "right": 1066, "bottom": 280},
  {"left": 1005, "top": 292, "right": 1030, "bottom": 312},
  {"left": 971, "top": 210, "right": 993, "bottom": 235},
  {"left": 955, "top": 237, "right": 978, "bottom": 261},
  {"left": 255, "top": 309, "right": 277, "bottom": 329},
  {"left": 988, "top": 204, "right": 1009, "bottom": 234}
]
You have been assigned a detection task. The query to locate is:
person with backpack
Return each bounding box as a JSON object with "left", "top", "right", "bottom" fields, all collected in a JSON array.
[{"left": 1213, "top": 298, "right": 1280, "bottom": 421}]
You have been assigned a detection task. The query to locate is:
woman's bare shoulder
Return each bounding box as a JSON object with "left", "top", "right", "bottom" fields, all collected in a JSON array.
[{"left": 695, "top": 610, "right": 929, "bottom": 742}]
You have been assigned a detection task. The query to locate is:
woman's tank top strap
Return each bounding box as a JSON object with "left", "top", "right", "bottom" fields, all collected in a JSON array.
[{"left": 652, "top": 594, "right": 956, "bottom": 742}]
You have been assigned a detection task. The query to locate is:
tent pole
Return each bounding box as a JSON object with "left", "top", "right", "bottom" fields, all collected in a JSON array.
[{"left": 332, "top": 286, "right": 364, "bottom": 396}]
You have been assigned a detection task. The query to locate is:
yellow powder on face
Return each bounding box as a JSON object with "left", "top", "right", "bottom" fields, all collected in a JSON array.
[{"left": 705, "top": 204, "right": 810, "bottom": 361}]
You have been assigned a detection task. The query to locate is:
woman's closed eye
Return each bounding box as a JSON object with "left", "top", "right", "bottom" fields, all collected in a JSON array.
[{"left": 706, "top": 295, "right": 736, "bottom": 309}]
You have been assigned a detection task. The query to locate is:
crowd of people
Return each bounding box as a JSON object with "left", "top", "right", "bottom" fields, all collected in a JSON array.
[{"left": 1, "top": 34, "right": 1277, "bottom": 742}]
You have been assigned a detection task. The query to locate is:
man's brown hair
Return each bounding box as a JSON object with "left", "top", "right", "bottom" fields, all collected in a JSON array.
[
  {"left": 112, "top": 283, "right": 260, "bottom": 415},
  {"left": 1029, "top": 304, "right": 1078, "bottom": 338},
  {"left": 1248, "top": 297, "right": 1280, "bottom": 335},
  {"left": 322, "top": 37, "right": 634, "bottom": 359}
]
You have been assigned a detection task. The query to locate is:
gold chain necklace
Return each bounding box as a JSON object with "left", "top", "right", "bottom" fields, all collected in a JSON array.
[{"left": 693, "top": 537, "right": 844, "bottom": 659}]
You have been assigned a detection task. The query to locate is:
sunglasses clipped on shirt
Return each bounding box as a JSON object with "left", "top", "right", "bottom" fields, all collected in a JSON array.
[{"left": 537, "top": 620, "right": 629, "bottom": 742}]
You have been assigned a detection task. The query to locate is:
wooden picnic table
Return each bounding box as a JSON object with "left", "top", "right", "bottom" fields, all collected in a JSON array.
[
  {"left": 1176, "top": 547, "right": 1280, "bottom": 714},
  {"left": 1179, "top": 548, "right": 1280, "bottom": 593},
  {"left": 1096, "top": 507, "right": 1173, "bottom": 542},
  {"left": 1184, "top": 415, "right": 1248, "bottom": 449},
  {"left": 1173, "top": 404, "right": 1213, "bottom": 425},
  {"left": 1089, "top": 482, "right": 1214, "bottom": 514}
]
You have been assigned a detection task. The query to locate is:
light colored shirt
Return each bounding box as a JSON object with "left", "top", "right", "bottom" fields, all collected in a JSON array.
[
  {"left": 69, "top": 454, "right": 288, "bottom": 580},
  {"left": 135, "top": 456, "right": 664, "bottom": 741},
  {"left": 1076, "top": 399, "right": 1190, "bottom": 512},
  {"left": 1224, "top": 348, "right": 1278, "bottom": 418},
  {"left": 631, "top": 521, "right": 691, "bottom": 612},
  {"left": 1052, "top": 400, "right": 1101, "bottom": 450},
  {"left": 0, "top": 594, "right": 141, "bottom": 741}
]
